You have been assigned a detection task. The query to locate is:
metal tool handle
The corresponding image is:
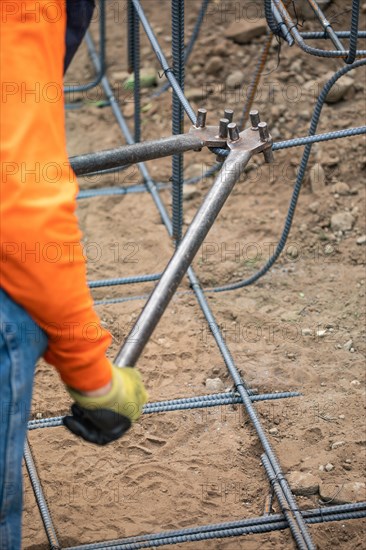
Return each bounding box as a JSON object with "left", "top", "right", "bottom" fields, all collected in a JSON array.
[
  {"left": 115, "top": 147, "right": 252, "bottom": 367},
  {"left": 70, "top": 134, "right": 205, "bottom": 176}
]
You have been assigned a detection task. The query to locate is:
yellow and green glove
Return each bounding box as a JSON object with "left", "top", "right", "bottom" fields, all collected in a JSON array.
[{"left": 63, "top": 365, "right": 148, "bottom": 445}]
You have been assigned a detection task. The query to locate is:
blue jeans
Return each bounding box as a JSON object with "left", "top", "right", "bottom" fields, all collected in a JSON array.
[
  {"left": 0, "top": 289, "right": 48, "bottom": 550},
  {"left": 65, "top": 0, "right": 95, "bottom": 72}
]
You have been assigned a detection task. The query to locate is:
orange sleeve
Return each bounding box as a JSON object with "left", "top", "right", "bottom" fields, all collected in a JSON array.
[{"left": 0, "top": 1, "right": 112, "bottom": 391}]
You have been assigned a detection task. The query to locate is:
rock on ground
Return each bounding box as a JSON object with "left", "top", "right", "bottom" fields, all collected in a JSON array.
[
  {"left": 185, "top": 88, "right": 208, "bottom": 102},
  {"left": 225, "top": 19, "right": 267, "bottom": 44},
  {"left": 205, "top": 378, "right": 225, "bottom": 392},
  {"left": 310, "top": 163, "right": 326, "bottom": 194},
  {"left": 322, "top": 73, "right": 354, "bottom": 104},
  {"left": 332, "top": 182, "right": 351, "bottom": 195},
  {"left": 206, "top": 56, "right": 224, "bottom": 76},
  {"left": 330, "top": 212, "right": 355, "bottom": 232},
  {"left": 287, "top": 471, "right": 320, "bottom": 496},
  {"left": 226, "top": 70, "right": 245, "bottom": 89},
  {"left": 319, "top": 481, "right": 366, "bottom": 504}
]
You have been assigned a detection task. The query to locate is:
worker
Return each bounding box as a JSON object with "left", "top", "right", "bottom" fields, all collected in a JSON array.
[{"left": 0, "top": 2, "right": 148, "bottom": 549}]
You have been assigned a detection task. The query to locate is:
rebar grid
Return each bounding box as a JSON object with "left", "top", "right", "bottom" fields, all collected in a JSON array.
[
  {"left": 265, "top": 0, "right": 366, "bottom": 59},
  {"left": 25, "top": 1, "right": 366, "bottom": 549}
]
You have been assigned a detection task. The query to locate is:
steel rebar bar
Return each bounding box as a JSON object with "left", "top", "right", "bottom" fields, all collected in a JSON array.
[{"left": 24, "top": 440, "right": 60, "bottom": 549}]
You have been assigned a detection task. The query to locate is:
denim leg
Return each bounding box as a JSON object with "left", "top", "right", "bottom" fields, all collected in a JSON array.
[
  {"left": 64, "top": 0, "right": 96, "bottom": 72},
  {"left": 0, "top": 289, "right": 48, "bottom": 550}
]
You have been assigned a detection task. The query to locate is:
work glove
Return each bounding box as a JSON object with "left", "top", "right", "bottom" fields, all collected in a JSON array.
[{"left": 63, "top": 365, "right": 148, "bottom": 445}]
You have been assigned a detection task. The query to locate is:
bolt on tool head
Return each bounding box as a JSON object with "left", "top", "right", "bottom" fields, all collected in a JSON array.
[
  {"left": 228, "top": 122, "right": 240, "bottom": 142},
  {"left": 257, "top": 121, "right": 274, "bottom": 163},
  {"left": 219, "top": 118, "right": 229, "bottom": 139},
  {"left": 249, "top": 109, "right": 260, "bottom": 129},
  {"left": 196, "top": 108, "right": 207, "bottom": 128},
  {"left": 224, "top": 109, "right": 234, "bottom": 123},
  {"left": 258, "top": 121, "right": 270, "bottom": 141}
]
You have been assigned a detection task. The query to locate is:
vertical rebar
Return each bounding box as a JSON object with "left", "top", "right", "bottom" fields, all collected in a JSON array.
[
  {"left": 127, "top": 0, "right": 134, "bottom": 73},
  {"left": 24, "top": 439, "right": 60, "bottom": 550},
  {"left": 128, "top": 1, "right": 141, "bottom": 142},
  {"left": 172, "top": 0, "right": 185, "bottom": 244},
  {"left": 346, "top": 0, "right": 360, "bottom": 64},
  {"left": 261, "top": 454, "right": 310, "bottom": 550}
]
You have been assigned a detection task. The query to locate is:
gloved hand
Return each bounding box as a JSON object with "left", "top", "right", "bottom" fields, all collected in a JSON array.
[{"left": 63, "top": 364, "right": 148, "bottom": 445}]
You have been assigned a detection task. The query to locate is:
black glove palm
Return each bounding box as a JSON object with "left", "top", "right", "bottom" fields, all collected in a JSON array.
[{"left": 63, "top": 365, "right": 148, "bottom": 445}]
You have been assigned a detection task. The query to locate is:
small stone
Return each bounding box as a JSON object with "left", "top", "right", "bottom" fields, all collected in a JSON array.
[
  {"left": 226, "top": 70, "right": 245, "bottom": 89},
  {"left": 339, "top": 414, "right": 345, "bottom": 419},
  {"left": 287, "top": 471, "right": 320, "bottom": 496},
  {"left": 310, "top": 163, "right": 326, "bottom": 194},
  {"left": 112, "top": 70, "right": 129, "bottom": 82},
  {"left": 225, "top": 19, "right": 267, "bottom": 44},
  {"left": 191, "top": 64, "right": 202, "bottom": 75},
  {"left": 322, "top": 153, "right": 340, "bottom": 167},
  {"left": 330, "top": 212, "right": 355, "bottom": 232},
  {"left": 123, "top": 103, "right": 135, "bottom": 118},
  {"left": 183, "top": 184, "right": 199, "bottom": 201},
  {"left": 205, "top": 377, "right": 225, "bottom": 392},
  {"left": 185, "top": 87, "right": 208, "bottom": 102},
  {"left": 325, "top": 463, "right": 334, "bottom": 472},
  {"left": 287, "top": 245, "right": 299, "bottom": 258},
  {"left": 332, "top": 181, "right": 350, "bottom": 195},
  {"left": 316, "top": 330, "right": 327, "bottom": 338},
  {"left": 212, "top": 42, "right": 229, "bottom": 57},
  {"left": 343, "top": 339, "right": 353, "bottom": 351},
  {"left": 291, "top": 59, "right": 303, "bottom": 73},
  {"left": 308, "top": 201, "right": 319, "bottom": 213},
  {"left": 350, "top": 379, "right": 361, "bottom": 387},
  {"left": 206, "top": 56, "right": 224, "bottom": 75},
  {"left": 319, "top": 481, "right": 366, "bottom": 504},
  {"left": 269, "top": 428, "right": 278, "bottom": 435},
  {"left": 302, "top": 328, "right": 312, "bottom": 336},
  {"left": 319, "top": 465, "right": 324, "bottom": 472},
  {"left": 356, "top": 235, "right": 366, "bottom": 245},
  {"left": 323, "top": 74, "right": 355, "bottom": 103},
  {"left": 36, "top": 412, "right": 43, "bottom": 419},
  {"left": 343, "top": 463, "right": 352, "bottom": 471},
  {"left": 331, "top": 441, "right": 345, "bottom": 450},
  {"left": 324, "top": 244, "right": 334, "bottom": 256},
  {"left": 271, "top": 105, "right": 282, "bottom": 121}
]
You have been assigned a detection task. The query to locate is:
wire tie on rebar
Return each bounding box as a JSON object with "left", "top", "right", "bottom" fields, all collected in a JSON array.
[{"left": 158, "top": 67, "right": 174, "bottom": 79}]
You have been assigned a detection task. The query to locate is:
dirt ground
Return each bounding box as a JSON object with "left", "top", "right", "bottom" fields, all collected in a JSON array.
[{"left": 23, "top": 1, "right": 365, "bottom": 549}]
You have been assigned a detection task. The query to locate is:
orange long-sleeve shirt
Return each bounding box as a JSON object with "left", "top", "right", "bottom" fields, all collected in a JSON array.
[{"left": 0, "top": 1, "right": 112, "bottom": 391}]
